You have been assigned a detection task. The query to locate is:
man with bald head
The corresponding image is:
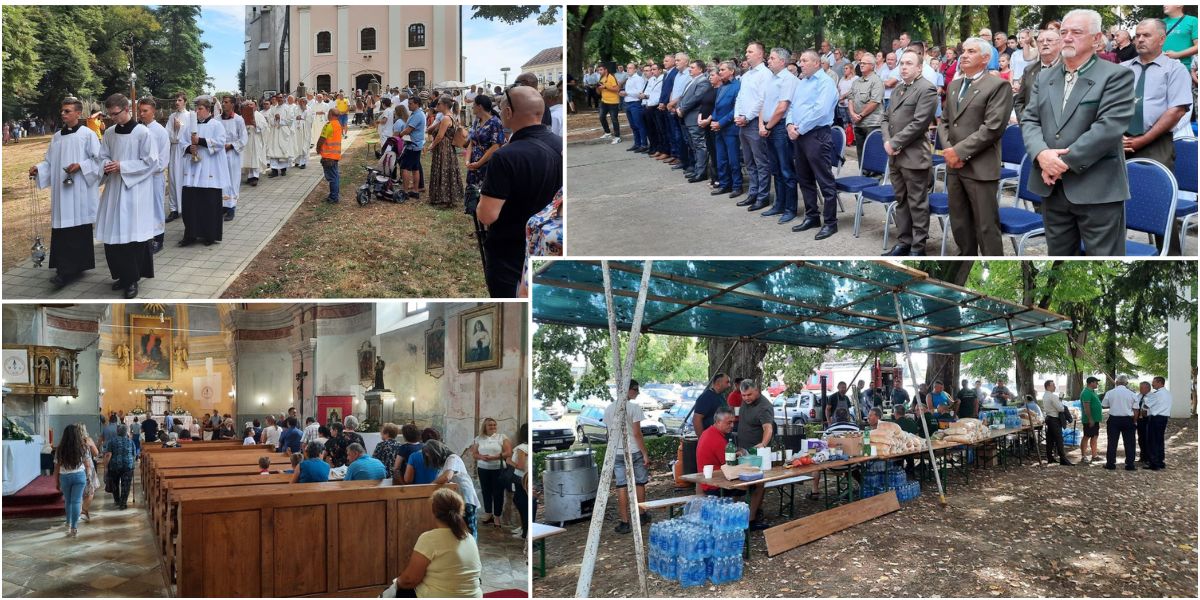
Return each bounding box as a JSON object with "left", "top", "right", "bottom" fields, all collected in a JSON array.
[
  {"left": 515, "top": 71, "right": 554, "bottom": 127},
  {"left": 477, "top": 86, "right": 561, "bottom": 298},
  {"left": 1121, "top": 18, "right": 1191, "bottom": 172},
  {"left": 1013, "top": 29, "right": 1062, "bottom": 121}
]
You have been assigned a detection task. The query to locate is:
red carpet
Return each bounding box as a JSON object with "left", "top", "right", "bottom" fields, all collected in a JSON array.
[
  {"left": 483, "top": 591, "right": 528, "bottom": 598},
  {"left": 2, "top": 475, "right": 64, "bottom": 519}
]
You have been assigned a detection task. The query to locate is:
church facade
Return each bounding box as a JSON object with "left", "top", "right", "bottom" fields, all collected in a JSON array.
[{"left": 244, "top": 5, "right": 463, "bottom": 98}]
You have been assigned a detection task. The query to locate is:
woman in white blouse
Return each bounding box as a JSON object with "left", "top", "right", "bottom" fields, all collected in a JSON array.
[{"left": 469, "top": 417, "right": 511, "bottom": 529}]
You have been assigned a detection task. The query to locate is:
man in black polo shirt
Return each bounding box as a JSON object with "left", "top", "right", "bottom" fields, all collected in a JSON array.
[
  {"left": 955, "top": 378, "right": 979, "bottom": 418},
  {"left": 478, "top": 86, "right": 563, "bottom": 297},
  {"left": 691, "top": 372, "right": 731, "bottom": 434}
]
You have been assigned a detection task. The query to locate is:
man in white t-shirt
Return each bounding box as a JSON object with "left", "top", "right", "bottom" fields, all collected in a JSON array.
[
  {"left": 604, "top": 379, "right": 650, "bottom": 534},
  {"left": 260, "top": 415, "right": 283, "bottom": 450}
]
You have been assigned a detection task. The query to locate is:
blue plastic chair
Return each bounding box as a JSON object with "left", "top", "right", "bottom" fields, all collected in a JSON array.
[
  {"left": 931, "top": 132, "right": 946, "bottom": 193},
  {"left": 998, "top": 124, "right": 1024, "bottom": 201},
  {"left": 862, "top": 183, "right": 897, "bottom": 248},
  {"left": 1120, "top": 159, "right": 1178, "bottom": 257},
  {"left": 840, "top": 130, "right": 889, "bottom": 237},
  {"left": 927, "top": 192, "right": 951, "bottom": 255},
  {"left": 1000, "top": 156, "right": 1045, "bottom": 255},
  {"left": 830, "top": 126, "right": 847, "bottom": 212},
  {"left": 1172, "top": 137, "right": 1197, "bottom": 254}
]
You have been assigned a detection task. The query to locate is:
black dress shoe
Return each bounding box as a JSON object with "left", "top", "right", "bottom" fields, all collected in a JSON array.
[
  {"left": 165, "top": 211, "right": 180, "bottom": 223},
  {"left": 761, "top": 208, "right": 783, "bottom": 217},
  {"left": 909, "top": 250, "right": 926, "bottom": 256},
  {"left": 791, "top": 217, "right": 821, "bottom": 232},
  {"left": 882, "top": 244, "right": 912, "bottom": 256},
  {"left": 688, "top": 175, "right": 707, "bottom": 183},
  {"left": 178, "top": 238, "right": 195, "bottom": 247},
  {"left": 298, "top": 164, "right": 305, "bottom": 169},
  {"left": 814, "top": 223, "right": 838, "bottom": 240},
  {"left": 747, "top": 201, "right": 769, "bottom": 211},
  {"left": 711, "top": 187, "right": 731, "bottom": 196},
  {"left": 626, "top": 145, "right": 639, "bottom": 152},
  {"left": 124, "top": 282, "right": 138, "bottom": 299},
  {"left": 736, "top": 197, "right": 755, "bottom": 207},
  {"left": 50, "top": 273, "right": 76, "bottom": 289},
  {"left": 671, "top": 163, "right": 687, "bottom": 170},
  {"left": 268, "top": 169, "right": 279, "bottom": 178},
  {"left": 248, "top": 178, "right": 258, "bottom": 187},
  {"left": 778, "top": 213, "right": 797, "bottom": 224},
  {"left": 203, "top": 239, "right": 215, "bottom": 246},
  {"left": 111, "top": 280, "right": 124, "bottom": 290},
  {"left": 280, "top": 168, "right": 287, "bottom": 176},
  {"left": 729, "top": 188, "right": 744, "bottom": 199}
]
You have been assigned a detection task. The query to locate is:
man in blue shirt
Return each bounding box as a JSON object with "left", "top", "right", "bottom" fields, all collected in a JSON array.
[
  {"left": 345, "top": 443, "right": 387, "bottom": 481},
  {"left": 760, "top": 48, "right": 801, "bottom": 224},
  {"left": 656, "top": 54, "right": 680, "bottom": 165},
  {"left": 278, "top": 417, "right": 303, "bottom": 454},
  {"left": 787, "top": 50, "right": 840, "bottom": 240},
  {"left": 398, "top": 96, "right": 427, "bottom": 200},
  {"left": 691, "top": 373, "right": 732, "bottom": 434}
]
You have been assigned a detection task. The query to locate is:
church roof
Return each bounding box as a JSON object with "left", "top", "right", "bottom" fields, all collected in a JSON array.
[{"left": 522, "top": 46, "right": 563, "bottom": 69}]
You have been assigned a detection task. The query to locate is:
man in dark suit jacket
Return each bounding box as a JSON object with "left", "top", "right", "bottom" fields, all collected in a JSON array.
[
  {"left": 1012, "top": 29, "right": 1062, "bottom": 122},
  {"left": 936, "top": 39, "right": 1014, "bottom": 256},
  {"left": 1021, "top": 9, "right": 1135, "bottom": 256},
  {"left": 881, "top": 49, "right": 940, "bottom": 256},
  {"left": 677, "top": 60, "right": 713, "bottom": 182}
]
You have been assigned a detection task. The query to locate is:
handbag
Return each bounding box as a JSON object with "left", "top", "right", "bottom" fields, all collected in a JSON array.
[
  {"left": 451, "top": 118, "right": 469, "bottom": 148},
  {"left": 1059, "top": 405, "right": 1073, "bottom": 426}
]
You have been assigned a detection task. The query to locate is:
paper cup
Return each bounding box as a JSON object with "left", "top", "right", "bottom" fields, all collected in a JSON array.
[{"left": 703, "top": 464, "right": 714, "bottom": 478}]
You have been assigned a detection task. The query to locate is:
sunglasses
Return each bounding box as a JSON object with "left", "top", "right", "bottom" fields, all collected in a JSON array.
[{"left": 504, "top": 85, "right": 519, "bottom": 112}]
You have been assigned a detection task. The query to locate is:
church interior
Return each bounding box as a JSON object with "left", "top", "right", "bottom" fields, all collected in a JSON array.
[{"left": 2, "top": 301, "right": 529, "bottom": 597}]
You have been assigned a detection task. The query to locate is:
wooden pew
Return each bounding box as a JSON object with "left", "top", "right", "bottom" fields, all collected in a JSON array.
[
  {"left": 148, "top": 457, "right": 294, "bottom": 529},
  {"left": 174, "top": 482, "right": 446, "bottom": 597},
  {"left": 140, "top": 443, "right": 275, "bottom": 495},
  {"left": 154, "top": 472, "right": 295, "bottom": 555}
]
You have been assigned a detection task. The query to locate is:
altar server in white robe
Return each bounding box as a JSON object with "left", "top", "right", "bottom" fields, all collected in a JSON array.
[
  {"left": 95, "top": 94, "right": 160, "bottom": 299},
  {"left": 218, "top": 95, "right": 247, "bottom": 221},
  {"left": 29, "top": 96, "right": 102, "bottom": 289},
  {"left": 178, "top": 96, "right": 228, "bottom": 247},
  {"left": 241, "top": 101, "right": 266, "bottom": 186},
  {"left": 136, "top": 97, "right": 170, "bottom": 253},
  {"left": 166, "top": 93, "right": 193, "bottom": 223},
  {"left": 294, "top": 96, "right": 314, "bottom": 169},
  {"left": 311, "top": 93, "right": 330, "bottom": 149},
  {"left": 266, "top": 94, "right": 294, "bottom": 177}
]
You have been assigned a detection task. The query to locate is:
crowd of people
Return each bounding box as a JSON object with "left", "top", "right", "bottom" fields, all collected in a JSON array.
[{"left": 585, "top": 7, "right": 1197, "bottom": 256}]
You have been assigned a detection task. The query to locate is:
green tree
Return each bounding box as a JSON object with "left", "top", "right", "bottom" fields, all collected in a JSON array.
[
  {"left": 471, "top": 5, "right": 559, "bottom": 26},
  {"left": 142, "top": 5, "right": 209, "bottom": 99},
  {"left": 29, "top": 6, "right": 103, "bottom": 122},
  {"left": 91, "top": 6, "right": 161, "bottom": 98},
  {"left": 237, "top": 59, "right": 246, "bottom": 95},
  {"left": 532, "top": 324, "right": 612, "bottom": 406},
  {"left": 2, "top": 6, "right": 43, "bottom": 121},
  {"left": 762, "top": 346, "right": 827, "bottom": 396},
  {"left": 568, "top": 5, "right": 691, "bottom": 82}
]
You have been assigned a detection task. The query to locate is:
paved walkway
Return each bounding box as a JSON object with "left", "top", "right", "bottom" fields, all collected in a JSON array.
[
  {"left": 565, "top": 124, "right": 1197, "bottom": 257},
  {"left": 3, "top": 129, "right": 361, "bottom": 299}
]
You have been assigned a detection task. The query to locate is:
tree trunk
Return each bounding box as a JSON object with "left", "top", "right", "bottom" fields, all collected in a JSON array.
[
  {"left": 1065, "top": 329, "right": 1088, "bottom": 401},
  {"left": 812, "top": 7, "right": 824, "bottom": 51},
  {"left": 958, "top": 6, "right": 975, "bottom": 48},
  {"left": 567, "top": 6, "right": 603, "bottom": 85},
  {"left": 987, "top": 6, "right": 1013, "bottom": 35},
  {"left": 929, "top": 6, "right": 948, "bottom": 51},
  {"left": 918, "top": 259, "right": 972, "bottom": 391},
  {"left": 707, "top": 338, "right": 768, "bottom": 387},
  {"left": 879, "top": 15, "right": 905, "bottom": 59}
]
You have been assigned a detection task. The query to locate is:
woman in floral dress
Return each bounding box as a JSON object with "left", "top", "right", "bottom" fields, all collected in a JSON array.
[{"left": 424, "top": 96, "right": 463, "bottom": 209}]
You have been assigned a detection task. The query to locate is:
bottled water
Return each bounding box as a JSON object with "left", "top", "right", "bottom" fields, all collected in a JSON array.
[{"left": 679, "top": 557, "right": 706, "bottom": 587}]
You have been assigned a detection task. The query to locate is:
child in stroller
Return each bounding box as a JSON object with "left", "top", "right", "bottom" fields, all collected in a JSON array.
[{"left": 356, "top": 135, "right": 406, "bottom": 205}]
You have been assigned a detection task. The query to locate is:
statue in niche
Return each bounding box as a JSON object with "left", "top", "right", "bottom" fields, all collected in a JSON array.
[{"left": 371, "top": 356, "right": 389, "bottom": 391}]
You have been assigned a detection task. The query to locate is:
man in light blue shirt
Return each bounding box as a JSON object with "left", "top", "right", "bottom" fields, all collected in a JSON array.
[
  {"left": 734, "top": 42, "right": 774, "bottom": 208},
  {"left": 760, "top": 48, "right": 800, "bottom": 223},
  {"left": 620, "top": 62, "right": 649, "bottom": 152},
  {"left": 583, "top": 67, "right": 600, "bottom": 109},
  {"left": 787, "top": 50, "right": 840, "bottom": 239},
  {"left": 398, "top": 97, "right": 427, "bottom": 199},
  {"left": 666, "top": 53, "right": 692, "bottom": 173},
  {"left": 344, "top": 443, "right": 387, "bottom": 481}
]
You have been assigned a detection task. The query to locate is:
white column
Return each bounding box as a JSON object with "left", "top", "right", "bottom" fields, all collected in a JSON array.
[
  {"left": 337, "top": 5, "right": 349, "bottom": 92},
  {"left": 1167, "top": 283, "right": 1194, "bottom": 417},
  {"left": 433, "top": 5, "right": 445, "bottom": 83},
  {"left": 388, "top": 6, "right": 402, "bottom": 87},
  {"left": 298, "top": 7, "right": 311, "bottom": 90}
]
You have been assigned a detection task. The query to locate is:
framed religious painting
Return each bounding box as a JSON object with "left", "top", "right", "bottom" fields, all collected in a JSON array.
[
  {"left": 129, "top": 314, "right": 173, "bottom": 382},
  {"left": 425, "top": 317, "right": 445, "bottom": 377},
  {"left": 358, "top": 341, "right": 376, "bottom": 388},
  {"left": 459, "top": 305, "right": 501, "bottom": 372}
]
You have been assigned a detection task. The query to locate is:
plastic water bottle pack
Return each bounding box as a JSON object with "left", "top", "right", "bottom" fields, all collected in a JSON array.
[
  {"left": 647, "top": 497, "right": 747, "bottom": 586},
  {"left": 886, "top": 468, "right": 907, "bottom": 489}
]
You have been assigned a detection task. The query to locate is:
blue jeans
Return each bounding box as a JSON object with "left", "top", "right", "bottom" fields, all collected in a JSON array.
[
  {"left": 132, "top": 435, "right": 141, "bottom": 458},
  {"left": 768, "top": 125, "right": 798, "bottom": 215},
  {"left": 668, "top": 114, "right": 686, "bottom": 162},
  {"left": 323, "top": 160, "right": 340, "bottom": 202},
  {"left": 339, "top": 114, "right": 348, "bottom": 130},
  {"left": 715, "top": 127, "right": 743, "bottom": 190},
  {"left": 60, "top": 470, "right": 86, "bottom": 529},
  {"left": 625, "top": 103, "right": 647, "bottom": 148}
]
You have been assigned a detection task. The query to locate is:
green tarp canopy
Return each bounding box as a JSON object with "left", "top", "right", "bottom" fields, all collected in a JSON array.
[{"left": 532, "top": 260, "right": 1072, "bottom": 354}]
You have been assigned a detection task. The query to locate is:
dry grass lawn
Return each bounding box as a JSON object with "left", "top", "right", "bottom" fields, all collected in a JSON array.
[{"left": 2, "top": 136, "right": 55, "bottom": 270}]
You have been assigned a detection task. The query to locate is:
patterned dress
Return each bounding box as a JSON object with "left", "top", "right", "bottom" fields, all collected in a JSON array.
[
  {"left": 428, "top": 116, "right": 464, "bottom": 208},
  {"left": 467, "top": 116, "right": 505, "bottom": 188}
]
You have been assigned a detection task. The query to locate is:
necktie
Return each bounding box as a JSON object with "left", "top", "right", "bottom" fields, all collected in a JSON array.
[
  {"left": 957, "top": 76, "right": 972, "bottom": 103},
  {"left": 1127, "top": 62, "right": 1149, "bottom": 136},
  {"left": 1062, "top": 69, "right": 1077, "bottom": 112}
]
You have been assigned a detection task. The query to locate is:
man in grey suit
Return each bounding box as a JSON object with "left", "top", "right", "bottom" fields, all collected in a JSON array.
[
  {"left": 1012, "top": 29, "right": 1062, "bottom": 122},
  {"left": 677, "top": 59, "right": 712, "bottom": 183},
  {"left": 1021, "top": 9, "right": 1135, "bottom": 256},
  {"left": 881, "top": 49, "right": 940, "bottom": 256},
  {"left": 937, "top": 37, "right": 1014, "bottom": 256}
]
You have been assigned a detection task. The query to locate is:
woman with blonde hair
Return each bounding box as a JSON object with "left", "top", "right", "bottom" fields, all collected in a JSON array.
[
  {"left": 383, "top": 488, "right": 482, "bottom": 598},
  {"left": 469, "top": 417, "right": 510, "bottom": 528},
  {"left": 76, "top": 423, "right": 101, "bottom": 521}
]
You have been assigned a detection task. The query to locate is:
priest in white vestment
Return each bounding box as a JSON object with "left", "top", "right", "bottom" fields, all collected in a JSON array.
[
  {"left": 265, "top": 95, "right": 293, "bottom": 177},
  {"left": 178, "top": 96, "right": 229, "bottom": 247},
  {"left": 30, "top": 96, "right": 102, "bottom": 288},
  {"left": 294, "top": 97, "right": 314, "bottom": 169},
  {"left": 95, "top": 94, "right": 159, "bottom": 299},
  {"left": 241, "top": 101, "right": 266, "bottom": 186},
  {"left": 166, "top": 93, "right": 193, "bottom": 223},
  {"left": 219, "top": 95, "right": 247, "bottom": 221},
  {"left": 136, "top": 97, "right": 170, "bottom": 253}
]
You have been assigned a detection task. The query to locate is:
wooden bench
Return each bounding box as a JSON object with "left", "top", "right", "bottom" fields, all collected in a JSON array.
[
  {"left": 174, "top": 482, "right": 446, "bottom": 597},
  {"left": 153, "top": 473, "right": 295, "bottom": 557},
  {"left": 146, "top": 454, "right": 293, "bottom": 518},
  {"left": 638, "top": 496, "right": 692, "bottom": 519},
  {"left": 530, "top": 522, "right": 567, "bottom": 578}
]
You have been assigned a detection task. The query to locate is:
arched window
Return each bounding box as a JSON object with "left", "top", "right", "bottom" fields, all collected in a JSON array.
[
  {"left": 316, "top": 74, "right": 332, "bottom": 93},
  {"left": 316, "top": 31, "right": 331, "bottom": 54},
  {"left": 408, "top": 70, "right": 426, "bottom": 89},
  {"left": 360, "top": 27, "right": 376, "bottom": 52},
  {"left": 408, "top": 24, "right": 425, "bottom": 48}
]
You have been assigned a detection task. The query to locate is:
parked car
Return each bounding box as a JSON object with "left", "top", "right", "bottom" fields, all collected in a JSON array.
[
  {"left": 680, "top": 386, "right": 706, "bottom": 402},
  {"left": 772, "top": 393, "right": 815, "bottom": 426},
  {"left": 532, "top": 408, "right": 575, "bottom": 451},
  {"left": 660, "top": 400, "right": 696, "bottom": 435},
  {"left": 543, "top": 401, "right": 565, "bottom": 420},
  {"left": 643, "top": 387, "right": 681, "bottom": 410},
  {"left": 565, "top": 397, "right": 590, "bottom": 413},
  {"left": 576, "top": 402, "right": 666, "bottom": 443}
]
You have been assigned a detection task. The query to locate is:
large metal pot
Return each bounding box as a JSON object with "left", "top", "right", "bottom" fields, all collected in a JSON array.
[
  {"left": 545, "top": 449, "right": 596, "bottom": 472},
  {"left": 678, "top": 435, "right": 699, "bottom": 475},
  {"left": 777, "top": 423, "right": 807, "bottom": 451}
]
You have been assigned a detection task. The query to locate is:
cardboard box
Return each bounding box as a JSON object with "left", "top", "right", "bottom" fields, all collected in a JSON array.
[{"left": 825, "top": 433, "right": 863, "bottom": 457}]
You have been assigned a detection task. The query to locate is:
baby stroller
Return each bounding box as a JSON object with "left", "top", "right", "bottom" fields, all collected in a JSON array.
[{"left": 355, "top": 142, "right": 405, "bottom": 205}]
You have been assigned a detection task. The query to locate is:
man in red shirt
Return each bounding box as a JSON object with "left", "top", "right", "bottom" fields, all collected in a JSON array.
[{"left": 696, "top": 407, "right": 746, "bottom": 499}]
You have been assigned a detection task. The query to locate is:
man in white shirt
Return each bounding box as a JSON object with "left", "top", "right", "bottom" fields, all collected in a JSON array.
[
  {"left": 545, "top": 87, "right": 564, "bottom": 138},
  {"left": 1145, "top": 376, "right": 1172, "bottom": 470},
  {"left": 1041, "top": 380, "right": 1072, "bottom": 465},
  {"left": 734, "top": 42, "right": 774, "bottom": 209},
  {"left": 619, "top": 62, "right": 648, "bottom": 152},
  {"left": 1101, "top": 375, "right": 1138, "bottom": 470},
  {"left": 641, "top": 63, "right": 665, "bottom": 158},
  {"left": 301, "top": 416, "right": 320, "bottom": 445},
  {"left": 603, "top": 379, "right": 649, "bottom": 535},
  {"left": 879, "top": 52, "right": 899, "bottom": 108},
  {"left": 260, "top": 415, "right": 283, "bottom": 449}
]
